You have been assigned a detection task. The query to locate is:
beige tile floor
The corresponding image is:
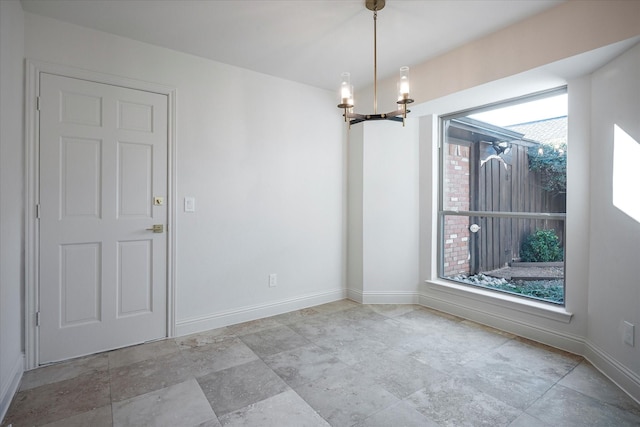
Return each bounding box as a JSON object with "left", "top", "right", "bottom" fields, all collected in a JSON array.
[{"left": 3, "top": 301, "right": 640, "bottom": 426}]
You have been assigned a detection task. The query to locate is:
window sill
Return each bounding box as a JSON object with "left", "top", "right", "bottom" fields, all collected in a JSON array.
[{"left": 423, "top": 279, "right": 573, "bottom": 324}]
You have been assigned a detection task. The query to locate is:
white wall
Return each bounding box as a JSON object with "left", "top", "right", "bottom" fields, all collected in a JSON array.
[
  {"left": 586, "top": 43, "right": 640, "bottom": 398},
  {"left": 361, "top": 120, "right": 419, "bottom": 303},
  {"left": 347, "top": 119, "right": 420, "bottom": 303},
  {"left": 0, "top": 0, "right": 25, "bottom": 419},
  {"left": 23, "top": 12, "right": 345, "bottom": 336},
  {"left": 347, "top": 125, "right": 364, "bottom": 298}
]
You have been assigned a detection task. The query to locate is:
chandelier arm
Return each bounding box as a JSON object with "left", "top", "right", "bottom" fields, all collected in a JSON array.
[
  {"left": 347, "top": 113, "right": 406, "bottom": 124},
  {"left": 384, "top": 109, "right": 406, "bottom": 117},
  {"left": 348, "top": 116, "right": 404, "bottom": 125},
  {"left": 346, "top": 112, "right": 367, "bottom": 120},
  {"left": 384, "top": 116, "right": 404, "bottom": 123}
]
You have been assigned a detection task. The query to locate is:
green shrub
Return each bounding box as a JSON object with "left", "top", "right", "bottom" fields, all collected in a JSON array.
[
  {"left": 528, "top": 143, "right": 567, "bottom": 195},
  {"left": 520, "top": 229, "right": 563, "bottom": 262}
]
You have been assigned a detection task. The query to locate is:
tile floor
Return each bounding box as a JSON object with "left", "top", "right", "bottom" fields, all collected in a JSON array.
[{"left": 3, "top": 300, "right": 640, "bottom": 426}]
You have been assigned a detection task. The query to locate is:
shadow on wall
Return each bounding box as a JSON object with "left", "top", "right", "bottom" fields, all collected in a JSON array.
[{"left": 613, "top": 124, "right": 640, "bottom": 224}]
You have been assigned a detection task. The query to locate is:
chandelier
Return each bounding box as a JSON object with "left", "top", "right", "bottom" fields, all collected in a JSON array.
[{"left": 338, "top": 0, "right": 413, "bottom": 127}]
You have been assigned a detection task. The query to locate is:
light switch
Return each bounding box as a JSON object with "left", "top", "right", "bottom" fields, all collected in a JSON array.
[
  {"left": 184, "top": 197, "right": 195, "bottom": 212},
  {"left": 623, "top": 321, "right": 635, "bottom": 347}
]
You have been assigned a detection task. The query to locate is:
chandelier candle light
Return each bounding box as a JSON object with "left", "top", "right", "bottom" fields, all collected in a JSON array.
[{"left": 338, "top": 0, "right": 413, "bottom": 127}]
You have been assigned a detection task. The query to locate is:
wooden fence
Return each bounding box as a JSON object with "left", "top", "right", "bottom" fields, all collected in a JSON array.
[{"left": 470, "top": 142, "right": 565, "bottom": 273}]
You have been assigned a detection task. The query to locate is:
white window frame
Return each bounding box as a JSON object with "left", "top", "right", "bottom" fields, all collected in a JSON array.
[{"left": 436, "top": 88, "right": 568, "bottom": 306}]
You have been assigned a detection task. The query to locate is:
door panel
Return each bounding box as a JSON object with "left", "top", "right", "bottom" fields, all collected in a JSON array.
[
  {"left": 61, "top": 137, "right": 102, "bottom": 218},
  {"left": 117, "top": 100, "right": 153, "bottom": 132},
  {"left": 60, "top": 242, "right": 101, "bottom": 326},
  {"left": 39, "top": 73, "right": 168, "bottom": 363},
  {"left": 60, "top": 90, "right": 102, "bottom": 127},
  {"left": 117, "top": 240, "right": 152, "bottom": 317},
  {"left": 118, "top": 141, "right": 152, "bottom": 218}
]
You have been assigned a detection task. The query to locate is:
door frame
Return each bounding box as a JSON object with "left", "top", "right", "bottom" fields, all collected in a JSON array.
[{"left": 24, "top": 60, "right": 177, "bottom": 369}]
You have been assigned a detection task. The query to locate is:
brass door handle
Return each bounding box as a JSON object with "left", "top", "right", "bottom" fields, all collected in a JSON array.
[{"left": 146, "top": 224, "right": 164, "bottom": 233}]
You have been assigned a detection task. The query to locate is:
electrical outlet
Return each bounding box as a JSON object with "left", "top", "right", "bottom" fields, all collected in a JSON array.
[
  {"left": 623, "top": 321, "right": 635, "bottom": 347},
  {"left": 269, "top": 273, "right": 277, "bottom": 288}
]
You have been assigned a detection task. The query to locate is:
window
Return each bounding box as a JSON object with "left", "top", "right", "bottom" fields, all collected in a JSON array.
[{"left": 439, "top": 89, "right": 567, "bottom": 304}]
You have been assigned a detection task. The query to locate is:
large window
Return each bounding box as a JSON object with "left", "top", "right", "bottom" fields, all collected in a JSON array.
[{"left": 439, "top": 89, "right": 567, "bottom": 305}]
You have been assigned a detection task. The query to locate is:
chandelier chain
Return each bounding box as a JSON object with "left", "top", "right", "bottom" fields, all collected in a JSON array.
[{"left": 373, "top": 10, "right": 378, "bottom": 114}]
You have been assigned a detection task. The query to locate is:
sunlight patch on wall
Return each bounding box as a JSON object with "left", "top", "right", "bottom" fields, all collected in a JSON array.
[{"left": 613, "top": 124, "right": 640, "bottom": 223}]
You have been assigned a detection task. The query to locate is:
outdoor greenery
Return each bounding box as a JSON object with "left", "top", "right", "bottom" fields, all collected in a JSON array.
[
  {"left": 483, "top": 279, "right": 564, "bottom": 304},
  {"left": 520, "top": 229, "right": 563, "bottom": 262},
  {"left": 448, "top": 273, "right": 564, "bottom": 304},
  {"left": 450, "top": 273, "right": 564, "bottom": 304},
  {"left": 528, "top": 142, "right": 567, "bottom": 195}
]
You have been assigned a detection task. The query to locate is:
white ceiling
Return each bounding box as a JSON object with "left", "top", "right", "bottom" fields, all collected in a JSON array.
[{"left": 21, "top": 0, "right": 564, "bottom": 92}]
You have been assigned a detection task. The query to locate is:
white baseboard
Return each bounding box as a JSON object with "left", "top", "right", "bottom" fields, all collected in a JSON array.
[
  {"left": 175, "top": 288, "right": 346, "bottom": 336},
  {"left": 346, "top": 288, "right": 420, "bottom": 305},
  {"left": 584, "top": 341, "right": 640, "bottom": 405},
  {"left": 0, "top": 353, "right": 24, "bottom": 423},
  {"left": 346, "top": 288, "right": 363, "bottom": 303},
  {"left": 418, "top": 290, "right": 585, "bottom": 355}
]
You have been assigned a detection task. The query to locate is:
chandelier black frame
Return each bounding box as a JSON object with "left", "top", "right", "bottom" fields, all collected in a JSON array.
[{"left": 338, "top": 0, "right": 414, "bottom": 127}]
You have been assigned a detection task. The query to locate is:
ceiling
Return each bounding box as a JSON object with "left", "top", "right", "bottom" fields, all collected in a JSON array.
[{"left": 21, "top": 0, "right": 564, "bottom": 92}]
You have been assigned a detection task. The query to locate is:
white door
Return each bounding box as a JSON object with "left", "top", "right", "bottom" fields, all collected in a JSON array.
[{"left": 38, "top": 73, "right": 168, "bottom": 364}]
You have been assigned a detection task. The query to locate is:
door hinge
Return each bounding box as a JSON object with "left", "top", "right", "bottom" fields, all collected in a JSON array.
[
  {"left": 36, "top": 96, "right": 41, "bottom": 111},
  {"left": 36, "top": 311, "right": 41, "bottom": 326},
  {"left": 36, "top": 204, "right": 41, "bottom": 219}
]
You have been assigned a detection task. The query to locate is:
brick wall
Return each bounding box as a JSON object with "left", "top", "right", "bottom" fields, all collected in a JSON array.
[{"left": 443, "top": 143, "right": 471, "bottom": 276}]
